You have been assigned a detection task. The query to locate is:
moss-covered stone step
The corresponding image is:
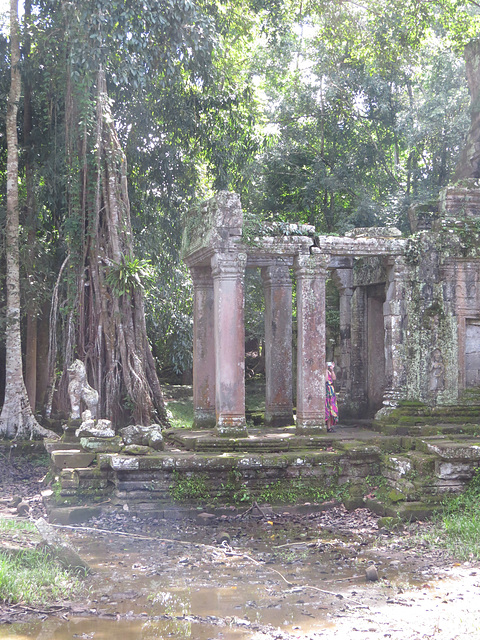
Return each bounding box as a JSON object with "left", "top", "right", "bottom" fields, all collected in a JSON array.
[
  {"left": 417, "top": 437, "right": 480, "bottom": 459},
  {"left": 373, "top": 422, "right": 480, "bottom": 436},
  {"left": 165, "top": 428, "right": 342, "bottom": 452},
  {"left": 364, "top": 498, "right": 441, "bottom": 521}
]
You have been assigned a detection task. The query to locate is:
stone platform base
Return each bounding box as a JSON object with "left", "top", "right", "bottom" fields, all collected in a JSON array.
[{"left": 43, "top": 423, "right": 480, "bottom": 524}]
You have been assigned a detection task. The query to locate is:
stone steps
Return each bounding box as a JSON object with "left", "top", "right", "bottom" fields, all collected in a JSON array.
[{"left": 43, "top": 424, "right": 480, "bottom": 524}]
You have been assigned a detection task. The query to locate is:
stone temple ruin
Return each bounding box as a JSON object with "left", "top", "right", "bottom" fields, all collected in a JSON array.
[
  {"left": 182, "top": 187, "right": 480, "bottom": 437},
  {"left": 43, "top": 182, "right": 480, "bottom": 524}
]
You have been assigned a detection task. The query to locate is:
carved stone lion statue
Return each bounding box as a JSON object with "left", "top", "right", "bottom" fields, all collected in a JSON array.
[{"left": 67, "top": 359, "right": 99, "bottom": 420}]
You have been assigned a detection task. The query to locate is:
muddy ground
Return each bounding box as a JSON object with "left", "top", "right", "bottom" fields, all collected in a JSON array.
[{"left": 1, "top": 452, "right": 479, "bottom": 639}]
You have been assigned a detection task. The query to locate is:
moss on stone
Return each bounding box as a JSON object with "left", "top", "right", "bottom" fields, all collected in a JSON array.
[{"left": 387, "top": 489, "right": 406, "bottom": 503}]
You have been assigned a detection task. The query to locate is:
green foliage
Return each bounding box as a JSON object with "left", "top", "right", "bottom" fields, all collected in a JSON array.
[
  {"left": 0, "top": 519, "right": 36, "bottom": 534},
  {"left": 257, "top": 477, "right": 346, "bottom": 504},
  {"left": 105, "top": 257, "right": 154, "bottom": 297},
  {"left": 244, "top": 0, "right": 472, "bottom": 234},
  {"left": 169, "top": 471, "right": 211, "bottom": 502},
  {"left": 166, "top": 401, "right": 194, "bottom": 430},
  {"left": 0, "top": 519, "right": 84, "bottom": 605},
  {"left": 221, "top": 468, "right": 252, "bottom": 503},
  {"left": 147, "top": 265, "right": 193, "bottom": 378},
  {"left": 0, "top": 0, "right": 478, "bottom": 399},
  {"left": 426, "top": 469, "right": 480, "bottom": 560}
]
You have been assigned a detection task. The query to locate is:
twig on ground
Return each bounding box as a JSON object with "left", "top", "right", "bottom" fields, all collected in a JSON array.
[{"left": 241, "top": 501, "right": 268, "bottom": 518}]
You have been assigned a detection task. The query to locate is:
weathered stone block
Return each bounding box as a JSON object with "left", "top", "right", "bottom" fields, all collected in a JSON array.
[
  {"left": 435, "top": 460, "right": 475, "bottom": 480},
  {"left": 80, "top": 436, "right": 123, "bottom": 453},
  {"left": 60, "top": 469, "right": 79, "bottom": 489},
  {"left": 387, "top": 488, "right": 406, "bottom": 503},
  {"left": 343, "top": 497, "right": 365, "bottom": 510},
  {"left": 119, "top": 424, "right": 164, "bottom": 450},
  {"left": 47, "top": 506, "right": 102, "bottom": 525},
  {"left": 51, "top": 450, "right": 96, "bottom": 469},
  {"left": 124, "top": 444, "right": 152, "bottom": 455},
  {"left": 384, "top": 456, "right": 412, "bottom": 477},
  {"left": 76, "top": 419, "right": 115, "bottom": 439},
  {"left": 109, "top": 456, "right": 140, "bottom": 471},
  {"left": 422, "top": 439, "right": 480, "bottom": 460}
]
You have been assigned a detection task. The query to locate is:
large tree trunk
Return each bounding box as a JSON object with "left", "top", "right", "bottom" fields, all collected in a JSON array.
[
  {"left": 0, "top": 0, "right": 56, "bottom": 439},
  {"left": 23, "top": 0, "right": 37, "bottom": 411},
  {"left": 53, "top": 68, "right": 168, "bottom": 427},
  {"left": 453, "top": 39, "right": 480, "bottom": 182},
  {"left": 36, "top": 302, "right": 51, "bottom": 409}
]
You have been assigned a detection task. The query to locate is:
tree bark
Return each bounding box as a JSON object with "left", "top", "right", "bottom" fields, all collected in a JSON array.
[
  {"left": 36, "top": 302, "right": 51, "bottom": 409},
  {"left": 453, "top": 39, "right": 480, "bottom": 182},
  {"left": 24, "top": 0, "right": 37, "bottom": 411},
  {"left": 0, "top": 0, "right": 56, "bottom": 439},
  {"left": 55, "top": 68, "right": 169, "bottom": 427}
]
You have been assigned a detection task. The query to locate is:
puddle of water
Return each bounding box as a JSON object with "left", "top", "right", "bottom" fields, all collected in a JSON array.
[
  {"left": 0, "top": 521, "right": 434, "bottom": 639},
  {"left": 4, "top": 617, "right": 249, "bottom": 639}
]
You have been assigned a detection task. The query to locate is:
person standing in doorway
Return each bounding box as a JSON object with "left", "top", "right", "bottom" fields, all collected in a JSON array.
[{"left": 325, "top": 362, "right": 338, "bottom": 433}]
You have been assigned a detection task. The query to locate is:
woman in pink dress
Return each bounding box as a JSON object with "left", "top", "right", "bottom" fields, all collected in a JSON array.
[{"left": 325, "top": 362, "right": 338, "bottom": 433}]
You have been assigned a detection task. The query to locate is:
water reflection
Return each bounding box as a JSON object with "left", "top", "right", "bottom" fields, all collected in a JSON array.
[{"left": 0, "top": 517, "right": 433, "bottom": 640}]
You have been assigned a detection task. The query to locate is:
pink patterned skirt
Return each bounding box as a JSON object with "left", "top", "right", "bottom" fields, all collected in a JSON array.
[{"left": 325, "top": 376, "right": 338, "bottom": 425}]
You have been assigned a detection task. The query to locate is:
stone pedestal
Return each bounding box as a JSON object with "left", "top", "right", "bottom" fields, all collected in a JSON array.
[
  {"left": 212, "top": 253, "right": 248, "bottom": 436},
  {"left": 262, "top": 263, "right": 294, "bottom": 427},
  {"left": 294, "top": 253, "right": 328, "bottom": 434},
  {"left": 191, "top": 267, "right": 216, "bottom": 428}
]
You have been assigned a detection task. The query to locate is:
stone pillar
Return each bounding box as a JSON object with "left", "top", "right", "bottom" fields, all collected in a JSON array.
[
  {"left": 262, "top": 262, "right": 294, "bottom": 427},
  {"left": 191, "top": 266, "right": 216, "bottom": 429},
  {"left": 211, "top": 252, "right": 248, "bottom": 436},
  {"left": 350, "top": 286, "right": 367, "bottom": 414},
  {"left": 334, "top": 269, "right": 353, "bottom": 396},
  {"left": 382, "top": 256, "right": 408, "bottom": 409},
  {"left": 294, "top": 253, "right": 328, "bottom": 434},
  {"left": 439, "top": 260, "right": 459, "bottom": 400}
]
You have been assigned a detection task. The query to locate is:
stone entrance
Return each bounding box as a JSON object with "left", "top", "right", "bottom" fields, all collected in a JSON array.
[
  {"left": 182, "top": 193, "right": 408, "bottom": 436},
  {"left": 182, "top": 188, "right": 480, "bottom": 437},
  {"left": 42, "top": 185, "right": 480, "bottom": 525}
]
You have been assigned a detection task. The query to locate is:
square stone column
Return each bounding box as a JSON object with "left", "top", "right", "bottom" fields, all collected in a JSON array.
[
  {"left": 262, "top": 262, "right": 294, "bottom": 427},
  {"left": 350, "top": 286, "right": 367, "bottom": 414},
  {"left": 191, "top": 266, "right": 216, "bottom": 429},
  {"left": 382, "top": 256, "right": 408, "bottom": 409},
  {"left": 294, "top": 253, "right": 328, "bottom": 434},
  {"left": 211, "top": 252, "right": 248, "bottom": 436},
  {"left": 333, "top": 268, "right": 353, "bottom": 396}
]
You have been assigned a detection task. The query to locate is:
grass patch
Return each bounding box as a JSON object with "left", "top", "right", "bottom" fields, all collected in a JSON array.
[
  {"left": 166, "top": 400, "right": 194, "bottom": 429},
  {"left": 423, "top": 470, "right": 480, "bottom": 561},
  {"left": 0, "top": 518, "right": 36, "bottom": 534},
  {"left": 245, "top": 378, "right": 265, "bottom": 413},
  {"left": 0, "top": 518, "right": 85, "bottom": 605}
]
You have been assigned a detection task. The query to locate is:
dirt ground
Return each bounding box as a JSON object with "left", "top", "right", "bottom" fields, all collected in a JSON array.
[{"left": 1, "top": 451, "right": 480, "bottom": 639}]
